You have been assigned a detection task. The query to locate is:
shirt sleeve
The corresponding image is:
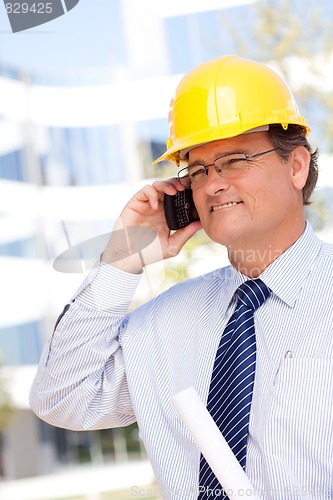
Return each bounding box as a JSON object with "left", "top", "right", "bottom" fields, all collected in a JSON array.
[{"left": 29, "top": 262, "right": 142, "bottom": 431}]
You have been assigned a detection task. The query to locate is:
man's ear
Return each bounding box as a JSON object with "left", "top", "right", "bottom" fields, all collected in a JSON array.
[{"left": 291, "top": 146, "right": 310, "bottom": 191}]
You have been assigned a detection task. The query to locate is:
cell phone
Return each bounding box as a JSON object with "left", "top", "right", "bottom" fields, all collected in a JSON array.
[{"left": 164, "top": 189, "right": 199, "bottom": 230}]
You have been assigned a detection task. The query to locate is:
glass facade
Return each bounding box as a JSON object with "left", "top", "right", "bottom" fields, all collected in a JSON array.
[
  {"left": 0, "top": 149, "right": 25, "bottom": 182},
  {"left": 45, "top": 125, "right": 125, "bottom": 186},
  {"left": 0, "top": 0, "right": 332, "bottom": 482},
  {"left": 0, "top": 322, "right": 42, "bottom": 366}
]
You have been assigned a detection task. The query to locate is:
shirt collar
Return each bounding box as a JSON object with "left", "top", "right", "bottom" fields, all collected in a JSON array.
[
  {"left": 223, "top": 222, "right": 321, "bottom": 311},
  {"left": 261, "top": 221, "right": 321, "bottom": 307},
  {"left": 221, "top": 267, "right": 248, "bottom": 316}
]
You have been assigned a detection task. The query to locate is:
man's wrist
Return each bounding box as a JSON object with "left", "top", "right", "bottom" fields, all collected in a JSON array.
[
  {"left": 77, "top": 261, "right": 142, "bottom": 312},
  {"left": 101, "top": 250, "right": 143, "bottom": 274}
]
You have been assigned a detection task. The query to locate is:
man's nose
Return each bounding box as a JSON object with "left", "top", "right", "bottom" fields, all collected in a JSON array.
[{"left": 203, "top": 164, "right": 230, "bottom": 194}]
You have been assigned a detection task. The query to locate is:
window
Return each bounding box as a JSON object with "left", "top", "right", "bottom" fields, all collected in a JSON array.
[{"left": 0, "top": 321, "right": 42, "bottom": 365}]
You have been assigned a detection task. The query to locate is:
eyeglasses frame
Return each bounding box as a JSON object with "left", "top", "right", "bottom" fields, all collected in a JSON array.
[{"left": 177, "top": 147, "right": 279, "bottom": 189}]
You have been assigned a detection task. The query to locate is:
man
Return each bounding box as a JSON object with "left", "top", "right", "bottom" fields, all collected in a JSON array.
[{"left": 30, "top": 56, "right": 333, "bottom": 499}]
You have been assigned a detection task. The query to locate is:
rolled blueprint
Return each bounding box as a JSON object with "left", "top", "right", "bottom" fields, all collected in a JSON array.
[{"left": 172, "top": 386, "right": 261, "bottom": 500}]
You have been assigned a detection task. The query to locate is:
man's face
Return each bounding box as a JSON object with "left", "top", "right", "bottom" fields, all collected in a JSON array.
[{"left": 190, "top": 131, "right": 306, "bottom": 253}]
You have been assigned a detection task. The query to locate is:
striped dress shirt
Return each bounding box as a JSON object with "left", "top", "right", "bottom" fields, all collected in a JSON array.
[{"left": 30, "top": 222, "right": 333, "bottom": 499}]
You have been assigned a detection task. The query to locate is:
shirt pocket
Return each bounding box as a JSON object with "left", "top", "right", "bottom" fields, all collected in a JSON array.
[{"left": 268, "top": 358, "right": 333, "bottom": 457}]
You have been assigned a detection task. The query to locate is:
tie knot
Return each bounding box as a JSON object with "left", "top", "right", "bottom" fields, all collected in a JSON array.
[{"left": 236, "top": 278, "right": 270, "bottom": 311}]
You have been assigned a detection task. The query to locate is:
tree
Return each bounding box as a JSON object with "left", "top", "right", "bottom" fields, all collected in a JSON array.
[
  {"left": 217, "top": 0, "right": 333, "bottom": 230},
  {"left": 251, "top": 0, "right": 333, "bottom": 152},
  {"left": 217, "top": 0, "right": 333, "bottom": 152},
  {"left": 0, "top": 378, "right": 13, "bottom": 430},
  {"left": 0, "top": 366, "right": 15, "bottom": 477}
]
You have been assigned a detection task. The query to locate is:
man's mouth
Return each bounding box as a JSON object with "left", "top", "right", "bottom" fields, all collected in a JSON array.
[{"left": 212, "top": 201, "right": 242, "bottom": 211}]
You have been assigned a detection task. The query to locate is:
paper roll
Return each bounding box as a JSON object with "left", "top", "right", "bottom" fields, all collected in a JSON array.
[{"left": 172, "top": 386, "right": 261, "bottom": 500}]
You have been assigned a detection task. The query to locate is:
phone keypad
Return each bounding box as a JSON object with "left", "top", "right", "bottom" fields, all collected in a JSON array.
[{"left": 174, "top": 190, "right": 192, "bottom": 227}]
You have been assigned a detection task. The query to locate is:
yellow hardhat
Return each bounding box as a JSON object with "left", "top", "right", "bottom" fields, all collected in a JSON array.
[{"left": 153, "top": 55, "right": 310, "bottom": 165}]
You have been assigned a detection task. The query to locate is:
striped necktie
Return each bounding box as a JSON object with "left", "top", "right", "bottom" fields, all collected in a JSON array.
[{"left": 198, "top": 279, "right": 271, "bottom": 499}]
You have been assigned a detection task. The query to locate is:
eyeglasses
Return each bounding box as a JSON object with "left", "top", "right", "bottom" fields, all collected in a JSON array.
[{"left": 177, "top": 148, "right": 278, "bottom": 190}]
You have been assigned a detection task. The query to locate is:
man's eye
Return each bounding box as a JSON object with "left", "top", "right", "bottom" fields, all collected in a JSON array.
[
  {"left": 216, "top": 156, "right": 247, "bottom": 170},
  {"left": 225, "top": 157, "right": 246, "bottom": 165},
  {"left": 189, "top": 167, "right": 205, "bottom": 178}
]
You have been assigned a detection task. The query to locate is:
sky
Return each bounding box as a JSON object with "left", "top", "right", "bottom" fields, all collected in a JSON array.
[{"left": 0, "top": 0, "right": 121, "bottom": 73}]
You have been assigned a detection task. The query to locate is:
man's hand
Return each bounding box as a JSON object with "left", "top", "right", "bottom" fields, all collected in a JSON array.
[{"left": 101, "top": 179, "right": 202, "bottom": 274}]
